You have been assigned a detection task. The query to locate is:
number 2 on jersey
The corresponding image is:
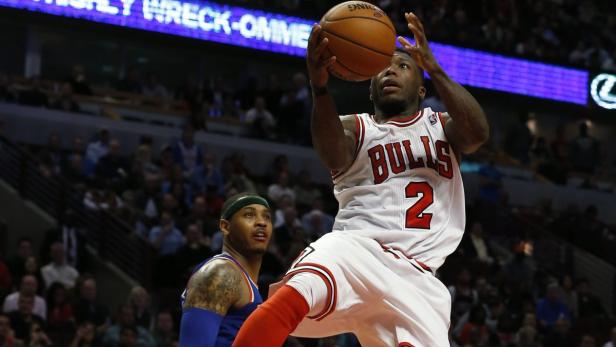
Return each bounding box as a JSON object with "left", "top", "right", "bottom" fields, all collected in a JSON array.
[{"left": 405, "top": 182, "right": 433, "bottom": 229}]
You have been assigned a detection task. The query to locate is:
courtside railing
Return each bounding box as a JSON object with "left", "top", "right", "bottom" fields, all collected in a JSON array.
[{"left": 0, "top": 134, "right": 154, "bottom": 285}]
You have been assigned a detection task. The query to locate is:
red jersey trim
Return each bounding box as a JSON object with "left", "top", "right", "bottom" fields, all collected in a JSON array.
[
  {"left": 370, "top": 109, "right": 424, "bottom": 127},
  {"left": 285, "top": 262, "right": 338, "bottom": 321},
  {"left": 332, "top": 114, "right": 365, "bottom": 181}
]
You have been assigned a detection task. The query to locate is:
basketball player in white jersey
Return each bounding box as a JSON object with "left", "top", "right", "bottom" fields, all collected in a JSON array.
[{"left": 233, "top": 12, "right": 489, "bottom": 347}]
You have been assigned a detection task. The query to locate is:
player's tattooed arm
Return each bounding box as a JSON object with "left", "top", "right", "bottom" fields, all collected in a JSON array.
[{"left": 183, "top": 260, "right": 243, "bottom": 315}]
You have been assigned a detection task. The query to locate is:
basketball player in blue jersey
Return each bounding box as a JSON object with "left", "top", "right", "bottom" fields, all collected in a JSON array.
[{"left": 179, "top": 193, "right": 273, "bottom": 347}]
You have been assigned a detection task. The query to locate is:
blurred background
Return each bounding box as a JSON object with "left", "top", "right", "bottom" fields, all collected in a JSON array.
[{"left": 0, "top": 0, "right": 615, "bottom": 346}]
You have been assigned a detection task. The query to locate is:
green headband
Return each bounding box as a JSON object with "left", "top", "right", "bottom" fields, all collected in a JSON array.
[{"left": 221, "top": 195, "right": 270, "bottom": 220}]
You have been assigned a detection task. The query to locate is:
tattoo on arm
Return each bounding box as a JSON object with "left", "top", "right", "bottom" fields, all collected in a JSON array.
[{"left": 183, "top": 260, "right": 243, "bottom": 315}]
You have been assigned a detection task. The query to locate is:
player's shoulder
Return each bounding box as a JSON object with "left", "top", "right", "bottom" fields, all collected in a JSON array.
[
  {"left": 183, "top": 258, "right": 244, "bottom": 312},
  {"left": 339, "top": 113, "right": 370, "bottom": 131},
  {"left": 193, "top": 258, "right": 243, "bottom": 286}
]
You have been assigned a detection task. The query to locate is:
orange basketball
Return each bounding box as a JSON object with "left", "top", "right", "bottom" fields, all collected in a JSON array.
[{"left": 320, "top": 1, "right": 397, "bottom": 82}]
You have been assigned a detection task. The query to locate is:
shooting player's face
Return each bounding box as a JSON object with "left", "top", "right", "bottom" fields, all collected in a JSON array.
[
  {"left": 222, "top": 204, "right": 273, "bottom": 255},
  {"left": 370, "top": 52, "right": 425, "bottom": 116}
]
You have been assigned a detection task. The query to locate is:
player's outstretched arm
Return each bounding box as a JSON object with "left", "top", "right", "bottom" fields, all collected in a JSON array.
[
  {"left": 307, "top": 24, "right": 356, "bottom": 171},
  {"left": 399, "top": 12, "right": 489, "bottom": 154},
  {"left": 180, "top": 260, "right": 243, "bottom": 347}
]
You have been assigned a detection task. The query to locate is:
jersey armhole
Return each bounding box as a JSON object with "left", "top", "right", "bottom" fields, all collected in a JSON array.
[
  {"left": 438, "top": 112, "right": 462, "bottom": 164},
  {"left": 331, "top": 114, "right": 365, "bottom": 181}
]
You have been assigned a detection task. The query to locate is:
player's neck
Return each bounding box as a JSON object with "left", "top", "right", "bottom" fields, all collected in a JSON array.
[
  {"left": 374, "top": 103, "right": 420, "bottom": 124},
  {"left": 222, "top": 246, "right": 262, "bottom": 283}
]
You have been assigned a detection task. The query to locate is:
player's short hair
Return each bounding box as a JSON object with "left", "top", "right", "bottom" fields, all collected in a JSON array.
[
  {"left": 220, "top": 193, "right": 270, "bottom": 220},
  {"left": 394, "top": 47, "right": 425, "bottom": 83}
]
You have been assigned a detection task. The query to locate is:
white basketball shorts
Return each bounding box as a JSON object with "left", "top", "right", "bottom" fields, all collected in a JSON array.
[{"left": 271, "top": 231, "right": 452, "bottom": 347}]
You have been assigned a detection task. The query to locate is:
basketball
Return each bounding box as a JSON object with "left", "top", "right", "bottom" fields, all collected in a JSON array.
[{"left": 319, "top": 1, "right": 397, "bottom": 82}]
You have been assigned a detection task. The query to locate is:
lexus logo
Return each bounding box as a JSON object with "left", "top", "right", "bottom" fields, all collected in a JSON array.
[{"left": 591, "top": 73, "right": 616, "bottom": 110}]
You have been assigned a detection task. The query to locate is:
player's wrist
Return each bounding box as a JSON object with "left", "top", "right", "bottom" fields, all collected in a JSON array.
[{"left": 311, "top": 84, "right": 329, "bottom": 96}]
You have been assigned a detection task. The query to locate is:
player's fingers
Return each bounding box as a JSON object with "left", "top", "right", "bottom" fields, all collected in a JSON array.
[
  {"left": 407, "top": 23, "right": 423, "bottom": 46},
  {"left": 313, "top": 37, "right": 329, "bottom": 58},
  {"left": 409, "top": 12, "right": 425, "bottom": 33},
  {"left": 308, "top": 24, "right": 322, "bottom": 49},
  {"left": 397, "top": 36, "right": 414, "bottom": 50},
  {"left": 317, "top": 56, "right": 336, "bottom": 69},
  {"left": 406, "top": 14, "right": 427, "bottom": 45}
]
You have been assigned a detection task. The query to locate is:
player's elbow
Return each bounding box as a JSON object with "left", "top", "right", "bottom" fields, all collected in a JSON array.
[
  {"left": 460, "top": 126, "right": 490, "bottom": 154},
  {"left": 318, "top": 150, "right": 353, "bottom": 172}
]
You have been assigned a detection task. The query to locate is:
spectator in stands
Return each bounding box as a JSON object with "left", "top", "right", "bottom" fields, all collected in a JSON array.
[
  {"left": 449, "top": 269, "right": 479, "bottom": 320},
  {"left": 180, "top": 195, "right": 217, "bottom": 236},
  {"left": 536, "top": 282, "right": 571, "bottom": 330},
  {"left": 127, "top": 287, "right": 151, "bottom": 331},
  {"left": 95, "top": 139, "right": 128, "bottom": 184},
  {"left": 68, "top": 65, "right": 93, "bottom": 95},
  {"left": 68, "top": 321, "right": 97, "bottom": 347},
  {"left": 142, "top": 73, "right": 169, "bottom": 106},
  {"left": 457, "top": 305, "right": 490, "bottom": 346},
  {"left": 8, "top": 294, "right": 45, "bottom": 341},
  {"left": 0, "top": 312, "right": 23, "bottom": 347},
  {"left": 459, "top": 221, "right": 494, "bottom": 264},
  {"left": 244, "top": 96, "right": 276, "bottom": 139},
  {"left": 45, "top": 282, "right": 74, "bottom": 345},
  {"left": 148, "top": 212, "right": 184, "bottom": 256},
  {"left": 7, "top": 237, "right": 34, "bottom": 284},
  {"left": 603, "top": 327, "right": 616, "bottom": 347},
  {"left": 41, "top": 242, "right": 79, "bottom": 290},
  {"left": 3, "top": 275, "right": 47, "bottom": 320},
  {"left": 293, "top": 170, "right": 322, "bottom": 212},
  {"left": 83, "top": 182, "right": 124, "bottom": 212},
  {"left": 300, "top": 209, "right": 328, "bottom": 240},
  {"left": 22, "top": 257, "right": 44, "bottom": 294},
  {"left": 300, "top": 197, "right": 335, "bottom": 240},
  {"left": 516, "top": 325, "right": 539, "bottom": 347},
  {"left": 24, "top": 322, "right": 53, "bottom": 347},
  {"left": 41, "top": 210, "right": 85, "bottom": 270},
  {"left": 191, "top": 152, "right": 223, "bottom": 195},
  {"left": 172, "top": 123, "right": 202, "bottom": 175},
  {"left": 102, "top": 305, "right": 155, "bottom": 347},
  {"left": 38, "top": 133, "right": 64, "bottom": 176},
  {"left": 117, "top": 67, "right": 142, "bottom": 94},
  {"left": 569, "top": 122, "right": 601, "bottom": 174},
  {"left": 279, "top": 72, "right": 310, "bottom": 144},
  {"left": 73, "top": 277, "right": 108, "bottom": 327},
  {"left": 51, "top": 83, "right": 80, "bottom": 113},
  {"left": 151, "top": 310, "right": 175, "bottom": 347},
  {"left": 85, "top": 129, "right": 111, "bottom": 175},
  {"left": 267, "top": 171, "right": 295, "bottom": 204},
  {"left": 576, "top": 278, "right": 605, "bottom": 320},
  {"left": 273, "top": 206, "right": 302, "bottom": 254},
  {"left": 175, "top": 223, "right": 212, "bottom": 282},
  {"left": 504, "top": 111, "right": 533, "bottom": 164},
  {"left": 18, "top": 77, "right": 48, "bottom": 108}
]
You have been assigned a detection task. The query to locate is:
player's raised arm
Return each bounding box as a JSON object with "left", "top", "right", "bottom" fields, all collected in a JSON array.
[
  {"left": 398, "top": 12, "right": 489, "bottom": 154},
  {"left": 307, "top": 24, "right": 356, "bottom": 171},
  {"left": 180, "top": 260, "right": 243, "bottom": 347}
]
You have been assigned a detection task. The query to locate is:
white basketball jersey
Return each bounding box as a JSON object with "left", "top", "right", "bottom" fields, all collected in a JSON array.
[{"left": 331, "top": 107, "right": 465, "bottom": 270}]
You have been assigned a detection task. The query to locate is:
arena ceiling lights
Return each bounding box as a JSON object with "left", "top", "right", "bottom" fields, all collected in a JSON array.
[{"left": 1, "top": 0, "right": 591, "bottom": 106}]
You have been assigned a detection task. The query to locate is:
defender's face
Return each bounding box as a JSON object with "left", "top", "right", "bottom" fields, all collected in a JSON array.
[
  {"left": 223, "top": 204, "right": 273, "bottom": 255},
  {"left": 370, "top": 52, "right": 424, "bottom": 112}
]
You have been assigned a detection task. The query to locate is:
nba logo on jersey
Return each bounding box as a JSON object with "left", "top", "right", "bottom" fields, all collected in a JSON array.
[{"left": 428, "top": 113, "right": 438, "bottom": 125}]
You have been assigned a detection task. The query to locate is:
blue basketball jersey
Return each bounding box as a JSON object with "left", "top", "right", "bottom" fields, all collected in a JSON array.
[{"left": 180, "top": 253, "right": 262, "bottom": 347}]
